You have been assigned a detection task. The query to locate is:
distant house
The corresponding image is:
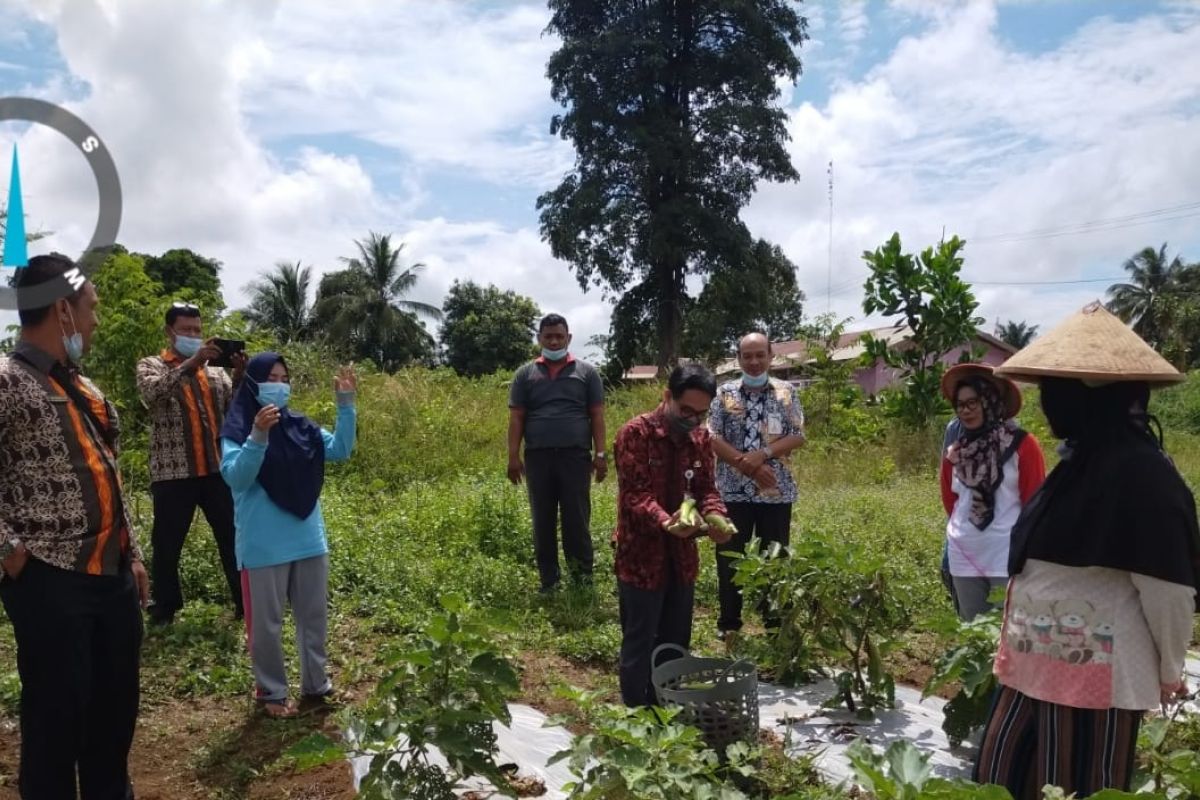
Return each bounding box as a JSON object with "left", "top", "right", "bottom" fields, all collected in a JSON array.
[
  {"left": 622, "top": 365, "right": 660, "bottom": 382},
  {"left": 623, "top": 322, "right": 1017, "bottom": 396}
]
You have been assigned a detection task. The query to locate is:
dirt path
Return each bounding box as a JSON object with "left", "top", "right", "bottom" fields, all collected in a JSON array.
[{"left": 0, "top": 696, "right": 355, "bottom": 799}]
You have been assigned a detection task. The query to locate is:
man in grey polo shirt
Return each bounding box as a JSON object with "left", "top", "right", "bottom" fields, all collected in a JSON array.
[{"left": 507, "top": 314, "right": 607, "bottom": 593}]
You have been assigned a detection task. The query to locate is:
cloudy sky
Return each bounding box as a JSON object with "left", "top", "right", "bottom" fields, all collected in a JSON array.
[{"left": 2, "top": 0, "right": 1199, "bottom": 359}]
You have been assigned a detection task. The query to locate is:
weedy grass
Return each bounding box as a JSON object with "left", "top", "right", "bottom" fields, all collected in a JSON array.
[{"left": 3, "top": 369, "right": 1198, "bottom": 797}]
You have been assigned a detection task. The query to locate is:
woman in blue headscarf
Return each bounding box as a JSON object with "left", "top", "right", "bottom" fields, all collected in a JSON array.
[{"left": 219, "top": 352, "right": 357, "bottom": 718}]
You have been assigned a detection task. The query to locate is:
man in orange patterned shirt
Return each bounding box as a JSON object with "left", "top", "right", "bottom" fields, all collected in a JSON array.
[
  {"left": 136, "top": 303, "right": 245, "bottom": 624},
  {"left": 1, "top": 254, "right": 149, "bottom": 798}
]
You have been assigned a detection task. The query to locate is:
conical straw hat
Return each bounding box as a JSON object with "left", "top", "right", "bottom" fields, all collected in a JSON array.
[{"left": 994, "top": 301, "right": 1183, "bottom": 385}]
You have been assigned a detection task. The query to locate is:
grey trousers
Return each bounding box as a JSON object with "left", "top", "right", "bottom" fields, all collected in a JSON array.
[
  {"left": 952, "top": 575, "right": 1008, "bottom": 622},
  {"left": 242, "top": 554, "right": 331, "bottom": 702}
]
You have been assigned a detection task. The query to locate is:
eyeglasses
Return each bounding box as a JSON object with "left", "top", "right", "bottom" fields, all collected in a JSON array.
[
  {"left": 955, "top": 398, "right": 981, "bottom": 413},
  {"left": 171, "top": 301, "right": 199, "bottom": 310},
  {"left": 675, "top": 405, "right": 709, "bottom": 422}
]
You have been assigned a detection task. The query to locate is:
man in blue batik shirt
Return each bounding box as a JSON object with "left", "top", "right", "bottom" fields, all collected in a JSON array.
[{"left": 707, "top": 332, "right": 806, "bottom": 639}]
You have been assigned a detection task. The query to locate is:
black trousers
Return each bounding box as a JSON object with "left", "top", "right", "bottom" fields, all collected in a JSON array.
[
  {"left": 716, "top": 502, "right": 793, "bottom": 632},
  {"left": 149, "top": 474, "right": 242, "bottom": 619},
  {"left": 0, "top": 557, "right": 142, "bottom": 800},
  {"left": 618, "top": 576, "right": 694, "bottom": 707},
  {"left": 524, "top": 447, "right": 594, "bottom": 589}
]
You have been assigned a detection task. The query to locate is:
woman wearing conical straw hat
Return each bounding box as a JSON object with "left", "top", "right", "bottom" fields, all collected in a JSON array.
[{"left": 975, "top": 302, "right": 1199, "bottom": 799}]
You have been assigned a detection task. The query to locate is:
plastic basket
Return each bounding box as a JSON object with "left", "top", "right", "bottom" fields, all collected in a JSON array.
[{"left": 650, "top": 644, "right": 759, "bottom": 757}]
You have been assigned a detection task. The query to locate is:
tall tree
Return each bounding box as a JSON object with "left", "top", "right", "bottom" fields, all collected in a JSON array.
[
  {"left": 140, "top": 248, "right": 223, "bottom": 308},
  {"left": 1106, "top": 243, "right": 1186, "bottom": 351},
  {"left": 312, "top": 232, "right": 441, "bottom": 371},
  {"left": 994, "top": 320, "right": 1038, "bottom": 349},
  {"left": 440, "top": 281, "right": 540, "bottom": 376},
  {"left": 861, "top": 233, "right": 983, "bottom": 429},
  {"left": 539, "top": 0, "right": 807, "bottom": 371},
  {"left": 244, "top": 260, "right": 313, "bottom": 344},
  {"left": 683, "top": 239, "right": 805, "bottom": 363}
]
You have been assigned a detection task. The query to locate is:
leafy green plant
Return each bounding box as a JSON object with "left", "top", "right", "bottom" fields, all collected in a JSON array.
[
  {"left": 861, "top": 233, "right": 984, "bottom": 430},
  {"left": 1134, "top": 707, "right": 1200, "bottom": 798},
  {"left": 922, "top": 609, "right": 1002, "bottom": 746},
  {"left": 289, "top": 594, "right": 521, "bottom": 798},
  {"left": 549, "top": 688, "right": 758, "bottom": 800},
  {"left": 733, "top": 531, "right": 910, "bottom": 717},
  {"left": 848, "top": 739, "right": 1166, "bottom": 800},
  {"left": 847, "top": 739, "right": 1008, "bottom": 800}
]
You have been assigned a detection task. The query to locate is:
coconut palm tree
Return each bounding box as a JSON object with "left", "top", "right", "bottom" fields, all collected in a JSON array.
[
  {"left": 244, "top": 260, "right": 313, "bottom": 343},
  {"left": 1106, "top": 243, "right": 1186, "bottom": 350},
  {"left": 313, "top": 232, "right": 441, "bottom": 371},
  {"left": 994, "top": 320, "right": 1038, "bottom": 349}
]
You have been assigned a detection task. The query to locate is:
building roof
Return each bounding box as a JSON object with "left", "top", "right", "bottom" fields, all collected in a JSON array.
[
  {"left": 622, "top": 325, "right": 1017, "bottom": 380},
  {"left": 622, "top": 365, "right": 660, "bottom": 381},
  {"left": 713, "top": 323, "right": 1018, "bottom": 376}
]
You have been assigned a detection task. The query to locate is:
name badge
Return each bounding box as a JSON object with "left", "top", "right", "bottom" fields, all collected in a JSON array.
[{"left": 767, "top": 415, "right": 783, "bottom": 435}]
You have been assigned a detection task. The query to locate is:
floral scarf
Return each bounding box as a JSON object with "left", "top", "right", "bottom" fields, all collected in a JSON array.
[{"left": 953, "top": 376, "right": 1026, "bottom": 530}]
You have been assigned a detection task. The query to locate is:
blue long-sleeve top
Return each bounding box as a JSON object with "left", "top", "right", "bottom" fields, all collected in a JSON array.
[{"left": 221, "top": 400, "right": 356, "bottom": 569}]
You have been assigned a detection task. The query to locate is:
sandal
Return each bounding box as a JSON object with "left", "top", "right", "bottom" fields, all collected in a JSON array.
[{"left": 259, "top": 700, "right": 297, "bottom": 719}]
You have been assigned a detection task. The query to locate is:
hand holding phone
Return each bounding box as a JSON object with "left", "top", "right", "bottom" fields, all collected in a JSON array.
[{"left": 209, "top": 338, "right": 246, "bottom": 369}]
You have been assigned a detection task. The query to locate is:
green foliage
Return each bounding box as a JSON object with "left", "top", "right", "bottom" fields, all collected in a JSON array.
[
  {"left": 243, "top": 260, "right": 313, "bottom": 344},
  {"left": 846, "top": 740, "right": 1012, "bottom": 800},
  {"left": 139, "top": 247, "right": 224, "bottom": 307},
  {"left": 329, "top": 594, "right": 522, "bottom": 798},
  {"left": 1150, "top": 371, "right": 1200, "bottom": 435},
  {"left": 922, "top": 609, "right": 1001, "bottom": 747},
  {"left": 539, "top": 0, "right": 806, "bottom": 367},
  {"left": 1134, "top": 711, "right": 1200, "bottom": 797},
  {"left": 733, "top": 530, "right": 911, "bottom": 717},
  {"left": 684, "top": 240, "right": 806, "bottom": 364},
  {"left": 440, "top": 280, "right": 540, "bottom": 376},
  {"left": 796, "top": 315, "right": 886, "bottom": 446},
  {"left": 311, "top": 232, "right": 441, "bottom": 372},
  {"left": 86, "top": 250, "right": 171, "bottom": 428},
  {"left": 861, "top": 234, "right": 983, "bottom": 429},
  {"left": 549, "top": 688, "right": 759, "bottom": 799},
  {"left": 1105, "top": 243, "right": 1197, "bottom": 365},
  {"left": 993, "top": 320, "right": 1038, "bottom": 350}
]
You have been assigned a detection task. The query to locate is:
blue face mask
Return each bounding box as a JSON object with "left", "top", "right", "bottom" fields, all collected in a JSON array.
[
  {"left": 174, "top": 335, "right": 202, "bottom": 358},
  {"left": 256, "top": 381, "right": 291, "bottom": 409},
  {"left": 59, "top": 304, "right": 84, "bottom": 363},
  {"left": 542, "top": 347, "right": 569, "bottom": 361},
  {"left": 742, "top": 372, "right": 769, "bottom": 388}
]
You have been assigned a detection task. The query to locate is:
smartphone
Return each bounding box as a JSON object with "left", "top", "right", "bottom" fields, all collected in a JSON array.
[{"left": 209, "top": 338, "right": 245, "bottom": 368}]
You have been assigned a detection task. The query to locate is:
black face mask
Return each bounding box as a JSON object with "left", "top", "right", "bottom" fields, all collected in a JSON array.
[{"left": 667, "top": 409, "right": 700, "bottom": 438}]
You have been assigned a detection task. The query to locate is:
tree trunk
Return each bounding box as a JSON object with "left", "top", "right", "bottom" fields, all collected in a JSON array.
[{"left": 654, "top": 255, "right": 683, "bottom": 376}]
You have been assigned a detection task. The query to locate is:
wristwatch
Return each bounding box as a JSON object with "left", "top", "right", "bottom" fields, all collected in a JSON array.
[
  {"left": 0, "top": 537, "right": 20, "bottom": 561},
  {"left": 595, "top": 451, "right": 608, "bottom": 460}
]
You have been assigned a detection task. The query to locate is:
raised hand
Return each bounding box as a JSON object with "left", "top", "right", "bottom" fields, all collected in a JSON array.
[{"left": 334, "top": 364, "right": 357, "bottom": 393}]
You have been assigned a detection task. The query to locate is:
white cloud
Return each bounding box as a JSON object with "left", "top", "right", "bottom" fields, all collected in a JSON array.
[
  {"left": 233, "top": 0, "right": 572, "bottom": 187},
  {"left": 839, "top": 0, "right": 870, "bottom": 47},
  {"left": 4, "top": 0, "right": 606, "bottom": 344},
  {"left": 749, "top": 0, "right": 1200, "bottom": 335},
  {"left": 6, "top": 0, "right": 1200, "bottom": 359}
]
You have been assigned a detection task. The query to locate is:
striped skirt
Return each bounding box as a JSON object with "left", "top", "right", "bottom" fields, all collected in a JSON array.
[{"left": 974, "top": 685, "right": 1143, "bottom": 799}]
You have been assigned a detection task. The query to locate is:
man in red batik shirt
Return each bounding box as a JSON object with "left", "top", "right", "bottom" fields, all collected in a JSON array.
[{"left": 612, "top": 363, "right": 736, "bottom": 706}]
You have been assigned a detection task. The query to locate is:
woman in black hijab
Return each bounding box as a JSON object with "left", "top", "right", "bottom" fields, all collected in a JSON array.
[{"left": 976, "top": 304, "right": 1198, "bottom": 799}]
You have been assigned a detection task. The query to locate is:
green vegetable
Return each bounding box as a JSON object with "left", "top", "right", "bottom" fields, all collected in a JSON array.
[
  {"left": 704, "top": 514, "right": 738, "bottom": 535},
  {"left": 678, "top": 496, "right": 702, "bottom": 527}
]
